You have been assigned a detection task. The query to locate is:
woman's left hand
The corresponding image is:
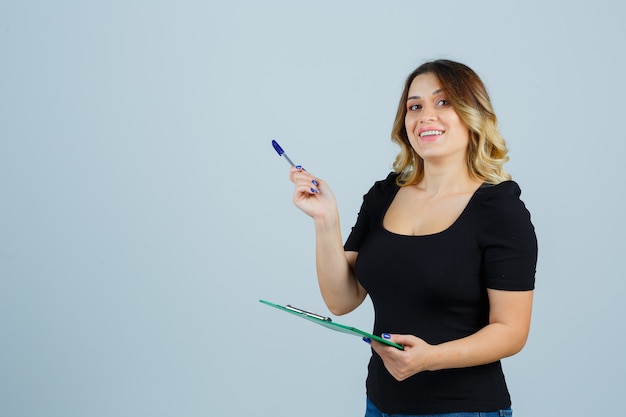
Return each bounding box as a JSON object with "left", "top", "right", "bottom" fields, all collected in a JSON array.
[{"left": 369, "top": 334, "right": 435, "bottom": 381}]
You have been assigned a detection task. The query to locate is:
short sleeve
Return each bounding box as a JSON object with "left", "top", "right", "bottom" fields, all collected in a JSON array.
[
  {"left": 344, "top": 173, "right": 399, "bottom": 252},
  {"left": 344, "top": 196, "right": 369, "bottom": 252},
  {"left": 479, "top": 181, "right": 538, "bottom": 290}
]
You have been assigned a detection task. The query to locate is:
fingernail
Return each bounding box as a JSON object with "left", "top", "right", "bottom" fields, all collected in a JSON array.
[
  {"left": 310, "top": 187, "right": 319, "bottom": 194},
  {"left": 362, "top": 337, "right": 371, "bottom": 344},
  {"left": 382, "top": 333, "right": 391, "bottom": 339},
  {"left": 312, "top": 179, "right": 319, "bottom": 186},
  {"left": 295, "top": 165, "right": 302, "bottom": 170}
]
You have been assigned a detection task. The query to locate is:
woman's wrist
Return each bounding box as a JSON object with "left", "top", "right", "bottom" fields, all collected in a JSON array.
[
  {"left": 312, "top": 209, "right": 340, "bottom": 231},
  {"left": 422, "top": 342, "right": 461, "bottom": 372}
]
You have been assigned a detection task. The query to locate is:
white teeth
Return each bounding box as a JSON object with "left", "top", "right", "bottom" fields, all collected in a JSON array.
[{"left": 420, "top": 130, "right": 443, "bottom": 137}]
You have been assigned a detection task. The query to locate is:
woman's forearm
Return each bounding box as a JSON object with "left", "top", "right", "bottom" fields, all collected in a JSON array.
[
  {"left": 373, "top": 290, "right": 533, "bottom": 381},
  {"left": 424, "top": 321, "right": 529, "bottom": 371},
  {"left": 313, "top": 215, "right": 365, "bottom": 316},
  {"left": 425, "top": 289, "right": 533, "bottom": 371}
]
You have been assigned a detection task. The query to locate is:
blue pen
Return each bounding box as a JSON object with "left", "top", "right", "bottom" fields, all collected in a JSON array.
[{"left": 271, "top": 140, "right": 296, "bottom": 167}]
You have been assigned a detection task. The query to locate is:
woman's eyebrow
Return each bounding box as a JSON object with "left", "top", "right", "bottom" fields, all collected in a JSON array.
[{"left": 407, "top": 89, "right": 443, "bottom": 101}]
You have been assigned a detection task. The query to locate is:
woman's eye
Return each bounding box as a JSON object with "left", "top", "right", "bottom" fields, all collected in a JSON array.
[
  {"left": 408, "top": 104, "right": 421, "bottom": 111},
  {"left": 437, "top": 99, "right": 449, "bottom": 106}
]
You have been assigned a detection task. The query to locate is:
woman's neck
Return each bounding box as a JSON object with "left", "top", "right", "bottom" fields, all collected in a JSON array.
[{"left": 417, "top": 161, "right": 480, "bottom": 197}]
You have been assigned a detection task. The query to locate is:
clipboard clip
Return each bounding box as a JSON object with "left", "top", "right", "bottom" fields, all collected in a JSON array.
[{"left": 285, "top": 304, "right": 333, "bottom": 322}]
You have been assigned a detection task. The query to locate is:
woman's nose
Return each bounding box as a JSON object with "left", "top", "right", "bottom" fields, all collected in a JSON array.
[{"left": 420, "top": 105, "right": 437, "bottom": 123}]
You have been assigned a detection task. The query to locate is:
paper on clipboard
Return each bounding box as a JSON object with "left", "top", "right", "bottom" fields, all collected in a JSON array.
[{"left": 259, "top": 299, "right": 404, "bottom": 350}]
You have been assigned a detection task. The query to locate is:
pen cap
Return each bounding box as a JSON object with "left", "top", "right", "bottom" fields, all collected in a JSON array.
[{"left": 271, "top": 140, "right": 285, "bottom": 156}]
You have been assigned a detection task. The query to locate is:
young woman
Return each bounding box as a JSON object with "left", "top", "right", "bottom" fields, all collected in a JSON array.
[{"left": 289, "top": 59, "right": 537, "bottom": 416}]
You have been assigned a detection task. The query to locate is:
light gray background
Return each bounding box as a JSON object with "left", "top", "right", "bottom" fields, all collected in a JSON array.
[{"left": 2, "top": 1, "right": 624, "bottom": 416}]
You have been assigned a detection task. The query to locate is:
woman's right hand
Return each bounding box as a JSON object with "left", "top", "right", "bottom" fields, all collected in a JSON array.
[{"left": 289, "top": 166, "right": 338, "bottom": 221}]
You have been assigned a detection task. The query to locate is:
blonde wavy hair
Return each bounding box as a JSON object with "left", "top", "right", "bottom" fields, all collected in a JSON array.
[{"left": 391, "top": 60, "right": 511, "bottom": 186}]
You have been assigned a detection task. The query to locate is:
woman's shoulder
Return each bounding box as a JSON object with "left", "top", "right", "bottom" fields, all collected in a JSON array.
[
  {"left": 364, "top": 172, "right": 400, "bottom": 196},
  {"left": 476, "top": 180, "right": 523, "bottom": 201},
  {"left": 356, "top": 172, "right": 400, "bottom": 210},
  {"left": 475, "top": 180, "right": 533, "bottom": 220},
  {"left": 375, "top": 171, "right": 400, "bottom": 188}
]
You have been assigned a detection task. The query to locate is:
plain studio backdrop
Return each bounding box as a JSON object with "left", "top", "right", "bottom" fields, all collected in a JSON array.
[{"left": 1, "top": 1, "right": 624, "bottom": 416}]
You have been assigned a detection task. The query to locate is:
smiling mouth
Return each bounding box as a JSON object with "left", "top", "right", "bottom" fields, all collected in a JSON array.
[{"left": 419, "top": 130, "right": 444, "bottom": 138}]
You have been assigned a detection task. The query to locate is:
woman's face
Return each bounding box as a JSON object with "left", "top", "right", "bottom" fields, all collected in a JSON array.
[{"left": 405, "top": 72, "right": 470, "bottom": 163}]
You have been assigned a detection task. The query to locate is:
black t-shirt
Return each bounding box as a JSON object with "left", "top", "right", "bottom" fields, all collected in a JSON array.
[{"left": 344, "top": 173, "right": 537, "bottom": 414}]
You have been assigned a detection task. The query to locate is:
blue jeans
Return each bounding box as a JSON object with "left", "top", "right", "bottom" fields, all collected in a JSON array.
[{"left": 365, "top": 398, "right": 513, "bottom": 417}]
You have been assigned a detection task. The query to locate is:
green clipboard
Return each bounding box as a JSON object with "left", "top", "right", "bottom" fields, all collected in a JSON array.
[{"left": 259, "top": 299, "right": 404, "bottom": 350}]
